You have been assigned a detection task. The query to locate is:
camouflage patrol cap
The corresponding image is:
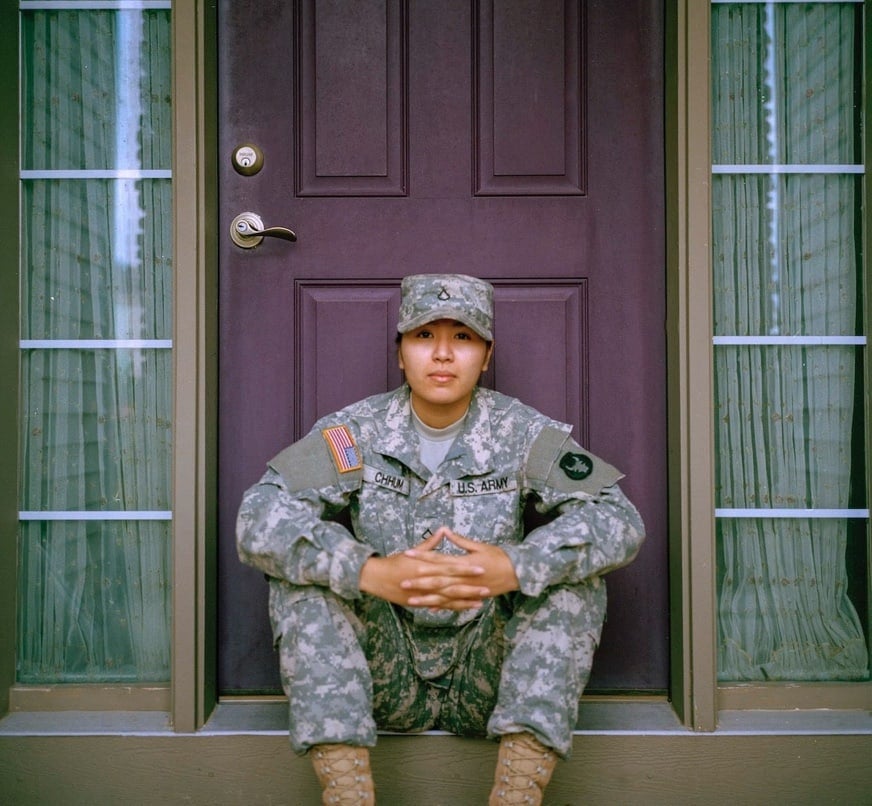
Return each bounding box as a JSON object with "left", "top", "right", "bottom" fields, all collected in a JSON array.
[{"left": 397, "top": 274, "right": 494, "bottom": 341}]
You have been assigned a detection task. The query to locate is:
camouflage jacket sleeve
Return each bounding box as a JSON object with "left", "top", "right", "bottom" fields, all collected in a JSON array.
[
  {"left": 235, "top": 429, "right": 376, "bottom": 599},
  {"left": 501, "top": 426, "right": 646, "bottom": 598}
]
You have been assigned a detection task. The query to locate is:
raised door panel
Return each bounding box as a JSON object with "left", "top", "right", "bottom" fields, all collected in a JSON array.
[
  {"left": 297, "top": 0, "right": 407, "bottom": 196},
  {"left": 475, "top": 0, "right": 584, "bottom": 195},
  {"left": 296, "top": 280, "right": 588, "bottom": 435}
]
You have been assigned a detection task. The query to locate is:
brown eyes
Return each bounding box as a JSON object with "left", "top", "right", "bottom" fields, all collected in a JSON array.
[{"left": 415, "top": 330, "right": 473, "bottom": 340}]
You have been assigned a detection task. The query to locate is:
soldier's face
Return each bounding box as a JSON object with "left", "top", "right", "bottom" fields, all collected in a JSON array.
[{"left": 398, "top": 319, "right": 493, "bottom": 427}]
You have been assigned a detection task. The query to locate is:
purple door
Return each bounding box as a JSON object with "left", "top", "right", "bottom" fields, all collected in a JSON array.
[{"left": 217, "top": 0, "right": 667, "bottom": 693}]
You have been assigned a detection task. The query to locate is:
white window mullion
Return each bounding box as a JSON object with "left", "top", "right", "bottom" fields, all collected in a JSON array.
[
  {"left": 713, "top": 336, "right": 866, "bottom": 346},
  {"left": 20, "top": 511, "right": 173, "bottom": 520},
  {"left": 20, "top": 169, "right": 172, "bottom": 179},
  {"left": 711, "top": 0, "right": 863, "bottom": 5},
  {"left": 716, "top": 509, "right": 870, "bottom": 519},
  {"left": 20, "top": 1, "right": 171, "bottom": 10},
  {"left": 21, "top": 339, "right": 173, "bottom": 349},
  {"left": 713, "top": 164, "right": 864, "bottom": 174}
]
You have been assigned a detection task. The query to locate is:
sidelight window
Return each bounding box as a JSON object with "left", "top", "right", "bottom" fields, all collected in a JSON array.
[
  {"left": 711, "top": 1, "right": 869, "bottom": 682},
  {"left": 17, "top": 1, "right": 173, "bottom": 683}
]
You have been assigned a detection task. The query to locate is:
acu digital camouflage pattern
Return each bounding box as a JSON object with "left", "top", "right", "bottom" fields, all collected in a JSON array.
[
  {"left": 237, "top": 384, "right": 645, "bottom": 757},
  {"left": 396, "top": 273, "right": 494, "bottom": 341}
]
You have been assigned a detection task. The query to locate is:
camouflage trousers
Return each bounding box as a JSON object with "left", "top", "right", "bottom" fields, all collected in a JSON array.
[{"left": 268, "top": 576, "right": 606, "bottom": 758}]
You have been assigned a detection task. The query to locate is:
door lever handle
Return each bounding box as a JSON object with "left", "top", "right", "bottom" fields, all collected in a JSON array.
[{"left": 230, "top": 212, "right": 297, "bottom": 248}]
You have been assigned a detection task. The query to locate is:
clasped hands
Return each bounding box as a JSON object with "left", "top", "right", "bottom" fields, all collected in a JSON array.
[{"left": 358, "top": 526, "right": 520, "bottom": 611}]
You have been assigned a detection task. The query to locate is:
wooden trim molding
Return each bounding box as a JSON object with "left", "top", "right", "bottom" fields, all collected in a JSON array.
[
  {"left": 665, "top": 0, "right": 718, "bottom": 731},
  {"left": 1, "top": 728, "right": 870, "bottom": 803},
  {"left": 8, "top": 686, "right": 170, "bottom": 713},
  {"left": 0, "top": 0, "right": 20, "bottom": 718},
  {"left": 719, "top": 684, "right": 872, "bottom": 712},
  {"left": 171, "top": 0, "right": 219, "bottom": 733}
]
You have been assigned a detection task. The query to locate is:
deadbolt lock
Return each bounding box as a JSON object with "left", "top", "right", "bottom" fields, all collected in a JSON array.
[{"left": 232, "top": 143, "right": 264, "bottom": 176}]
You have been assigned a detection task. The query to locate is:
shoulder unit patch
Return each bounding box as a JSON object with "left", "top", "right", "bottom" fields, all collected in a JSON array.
[
  {"left": 322, "top": 425, "right": 363, "bottom": 473},
  {"left": 559, "top": 451, "right": 593, "bottom": 481}
]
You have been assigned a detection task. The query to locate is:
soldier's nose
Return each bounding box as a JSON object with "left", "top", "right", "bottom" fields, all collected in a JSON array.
[{"left": 432, "top": 341, "right": 452, "bottom": 360}]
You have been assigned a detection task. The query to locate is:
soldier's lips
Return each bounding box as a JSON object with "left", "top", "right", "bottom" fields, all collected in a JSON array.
[{"left": 428, "top": 372, "right": 456, "bottom": 383}]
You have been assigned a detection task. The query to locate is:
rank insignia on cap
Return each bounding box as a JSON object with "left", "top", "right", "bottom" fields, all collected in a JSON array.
[
  {"left": 559, "top": 451, "right": 593, "bottom": 481},
  {"left": 438, "top": 286, "right": 450, "bottom": 300},
  {"left": 322, "top": 425, "right": 363, "bottom": 473}
]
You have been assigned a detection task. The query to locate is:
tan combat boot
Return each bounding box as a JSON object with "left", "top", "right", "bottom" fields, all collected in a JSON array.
[
  {"left": 310, "top": 743, "right": 375, "bottom": 805},
  {"left": 489, "top": 732, "right": 557, "bottom": 806}
]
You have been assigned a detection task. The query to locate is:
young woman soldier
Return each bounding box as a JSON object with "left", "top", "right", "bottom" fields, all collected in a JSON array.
[{"left": 237, "top": 274, "right": 645, "bottom": 804}]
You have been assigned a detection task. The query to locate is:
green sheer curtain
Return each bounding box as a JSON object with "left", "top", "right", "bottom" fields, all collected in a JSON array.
[
  {"left": 712, "top": 3, "right": 868, "bottom": 681},
  {"left": 18, "top": 8, "right": 172, "bottom": 682}
]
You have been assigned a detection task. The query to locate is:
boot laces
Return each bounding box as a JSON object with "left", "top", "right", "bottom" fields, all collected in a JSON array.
[
  {"left": 493, "top": 735, "right": 555, "bottom": 805},
  {"left": 312, "top": 746, "right": 374, "bottom": 805}
]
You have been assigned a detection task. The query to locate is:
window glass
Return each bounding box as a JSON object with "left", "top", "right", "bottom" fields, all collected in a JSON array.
[
  {"left": 20, "top": 348, "right": 172, "bottom": 512},
  {"left": 21, "top": 179, "right": 172, "bottom": 340},
  {"left": 17, "top": 521, "right": 171, "bottom": 684},
  {"left": 712, "top": 174, "right": 860, "bottom": 338},
  {"left": 717, "top": 519, "right": 868, "bottom": 681},
  {"left": 711, "top": 2, "right": 859, "bottom": 165},
  {"left": 20, "top": 9, "right": 171, "bottom": 171},
  {"left": 714, "top": 346, "right": 858, "bottom": 511}
]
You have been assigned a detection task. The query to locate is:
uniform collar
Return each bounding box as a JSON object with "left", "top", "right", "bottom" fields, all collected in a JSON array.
[
  {"left": 370, "top": 386, "right": 423, "bottom": 474},
  {"left": 373, "top": 385, "right": 495, "bottom": 479},
  {"left": 440, "top": 388, "right": 494, "bottom": 477}
]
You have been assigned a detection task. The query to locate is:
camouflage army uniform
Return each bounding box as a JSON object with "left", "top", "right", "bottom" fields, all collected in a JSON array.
[{"left": 237, "top": 382, "right": 644, "bottom": 758}]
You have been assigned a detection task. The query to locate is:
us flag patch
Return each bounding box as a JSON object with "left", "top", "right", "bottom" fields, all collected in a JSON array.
[{"left": 322, "top": 425, "right": 362, "bottom": 473}]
